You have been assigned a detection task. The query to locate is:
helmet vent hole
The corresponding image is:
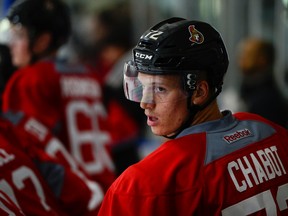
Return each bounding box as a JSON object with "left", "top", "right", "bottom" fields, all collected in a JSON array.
[{"left": 139, "top": 41, "right": 153, "bottom": 48}]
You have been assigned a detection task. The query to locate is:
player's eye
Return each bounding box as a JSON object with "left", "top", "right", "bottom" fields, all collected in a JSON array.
[{"left": 154, "top": 86, "right": 166, "bottom": 93}]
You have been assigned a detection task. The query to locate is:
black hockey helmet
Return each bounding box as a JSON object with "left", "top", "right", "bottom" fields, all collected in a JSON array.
[
  {"left": 124, "top": 17, "right": 229, "bottom": 103},
  {"left": 6, "top": 0, "right": 71, "bottom": 51}
]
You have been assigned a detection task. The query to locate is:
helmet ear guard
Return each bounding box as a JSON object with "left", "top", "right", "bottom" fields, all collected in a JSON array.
[
  {"left": 185, "top": 73, "right": 197, "bottom": 91},
  {"left": 182, "top": 71, "right": 198, "bottom": 93}
]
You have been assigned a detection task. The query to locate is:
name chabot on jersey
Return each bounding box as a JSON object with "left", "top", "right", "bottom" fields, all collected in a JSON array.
[
  {"left": 228, "top": 145, "right": 286, "bottom": 192},
  {"left": 223, "top": 128, "right": 252, "bottom": 144}
]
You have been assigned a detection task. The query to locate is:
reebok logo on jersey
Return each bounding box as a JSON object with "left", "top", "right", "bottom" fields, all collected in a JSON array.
[{"left": 223, "top": 128, "right": 252, "bottom": 144}]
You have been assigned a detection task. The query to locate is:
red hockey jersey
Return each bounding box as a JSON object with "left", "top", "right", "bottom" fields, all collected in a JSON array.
[
  {"left": 98, "top": 111, "right": 288, "bottom": 216},
  {"left": 3, "top": 112, "right": 105, "bottom": 215},
  {"left": 0, "top": 119, "right": 68, "bottom": 215},
  {"left": 2, "top": 59, "right": 116, "bottom": 190},
  {"left": 0, "top": 190, "right": 26, "bottom": 215}
]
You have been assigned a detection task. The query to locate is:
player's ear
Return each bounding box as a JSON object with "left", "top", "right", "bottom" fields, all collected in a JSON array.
[
  {"left": 191, "top": 80, "right": 209, "bottom": 106},
  {"left": 33, "top": 32, "right": 52, "bottom": 54}
]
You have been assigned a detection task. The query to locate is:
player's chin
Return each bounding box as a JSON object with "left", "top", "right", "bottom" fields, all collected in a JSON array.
[
  {"left": 150, "top": 126, "right": 162, "bottom": 136},
  {"left": 151, "top": 127, "right": 174, "bottom": 137}
]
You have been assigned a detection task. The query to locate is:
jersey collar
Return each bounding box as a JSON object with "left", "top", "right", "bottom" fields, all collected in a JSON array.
[{"left": 176, "top": 110, "right": 237, "bottom": 138}]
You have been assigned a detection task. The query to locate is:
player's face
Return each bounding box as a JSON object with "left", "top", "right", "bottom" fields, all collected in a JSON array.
[
  {"left": 138, "top": 72, "right": 189, "bottom": 137},
  {"left": 9, "top": 25, "right": 31, "bottom": 68}
]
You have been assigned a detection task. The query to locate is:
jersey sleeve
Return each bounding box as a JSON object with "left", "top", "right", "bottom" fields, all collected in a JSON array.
[
  {"left": 7, "top": 114, "right": 105, "bottom": 215},
  {"left": 42, "top": 138, "right": 104, "bottom": 215},
  {"left": 0, "top": 127, "right": 69, "bottom": 216}
]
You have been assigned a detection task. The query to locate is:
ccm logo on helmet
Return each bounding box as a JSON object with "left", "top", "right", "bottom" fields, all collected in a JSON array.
[
  {"left": 223, "top": 128, "right": 253, "bottom": 144},
  {"left": 135, "top": 52, "right": 153, "bottom": 60}
]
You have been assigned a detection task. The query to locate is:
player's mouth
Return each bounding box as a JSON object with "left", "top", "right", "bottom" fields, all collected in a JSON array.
[{"left": 147, "top": 115, "right": 158, "bottom": 127}]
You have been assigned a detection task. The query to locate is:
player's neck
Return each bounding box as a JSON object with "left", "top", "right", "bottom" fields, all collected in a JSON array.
[{"left": 191, "top": 101, "right": 222, "bottom": 126}]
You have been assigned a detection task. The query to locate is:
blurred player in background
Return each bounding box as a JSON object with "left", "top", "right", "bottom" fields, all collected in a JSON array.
[
  {"left": 0, "top": 112, "right": 103, "bottom": 215},
  {"left": 60, "top": 1, "right": 145, "bottom": 175},
  {"left": 237, "top": 37, "right": 288, "bottom": 128},
  {"left": 2, "top": 0, "right": 116, "bottom": 191}
]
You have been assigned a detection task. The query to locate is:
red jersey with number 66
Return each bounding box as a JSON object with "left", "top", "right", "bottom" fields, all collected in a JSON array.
[
  {"left": 98, "top": 111, "right": 288, "bottom": 216},
  {"left": 2, "top": 59, "right": 116, "bottom": 191}
]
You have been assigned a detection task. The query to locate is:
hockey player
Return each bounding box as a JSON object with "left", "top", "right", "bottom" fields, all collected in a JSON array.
[
  {"left": 0, "top": 114, "right": 103, "bottom": 215},
  {"left": 2, "top": 0, "right": 116, "bottom": 191},
  {"left": 0, "top": 120, "right": 68, "bottom": 215},
  {"left": 3, "top": 111, "right": 104, "bottom": 215},
  {"left": 98, "top": 18, "right": 288, "bottom": 215}
]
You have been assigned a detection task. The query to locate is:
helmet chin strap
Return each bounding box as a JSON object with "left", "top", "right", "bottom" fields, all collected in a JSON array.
[{"left": 163, "top": 86, "right": 222, "bottom": 139}]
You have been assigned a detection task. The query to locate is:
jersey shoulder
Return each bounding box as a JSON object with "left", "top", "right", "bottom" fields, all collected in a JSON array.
[
  {"left": 112, "top": 133, "right": 207, "bottom": 195},
  {"left": 234, "top": 111, "right": 288, "bottom": 134}
]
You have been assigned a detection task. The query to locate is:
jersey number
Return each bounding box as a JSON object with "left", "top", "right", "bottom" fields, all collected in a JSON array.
[
  {"left": 46, "top": 138, "right": 104, "bottom": 210},
  {"left": 144, "top": 30, "right": 164, "bottom": 40},
  {"left": 222, "top": 183, "right": 288, "bottom": 215},
  {"left": 0, "top": 166, "right": 51, "bottom": 213},
  {"left": 66, "top": 100, "right": 114, "bottom": 174}
]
